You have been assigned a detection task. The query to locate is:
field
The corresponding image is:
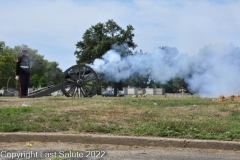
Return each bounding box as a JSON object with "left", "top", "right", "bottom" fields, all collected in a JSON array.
[{"left": 0, "top": 95, "right": 240, "bottom": 141}]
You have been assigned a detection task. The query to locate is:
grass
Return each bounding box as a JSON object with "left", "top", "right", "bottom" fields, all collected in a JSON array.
[{"left": 0, "top": 95, "right": 240, "bottom": 141}]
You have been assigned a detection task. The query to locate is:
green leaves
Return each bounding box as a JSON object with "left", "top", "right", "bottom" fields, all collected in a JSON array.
[
  {"left": 30, "top": 74, "right": 48, "bottom": 88},
  {"left": 0, "top": 41, "right": 16, "bottom": 89},
  {"left": 75, "top": 19, "right": 137, "bottom": 64},
  {"left": 0, "top": 43, "right": 63, "bottom": 89}
]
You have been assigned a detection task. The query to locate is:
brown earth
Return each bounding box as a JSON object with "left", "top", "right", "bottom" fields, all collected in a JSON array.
[{"left": 215, "top": 95, "right": 240, "bottom": 102}]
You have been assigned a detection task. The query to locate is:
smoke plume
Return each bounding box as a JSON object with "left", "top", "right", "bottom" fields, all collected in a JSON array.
[{"left": 90, "top": 43, "right": 240, "bottom": 97}]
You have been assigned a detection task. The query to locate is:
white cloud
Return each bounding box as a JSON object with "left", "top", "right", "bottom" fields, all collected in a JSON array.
[{"left": 1, "top": 0, "right": 240, "bottom": 70}]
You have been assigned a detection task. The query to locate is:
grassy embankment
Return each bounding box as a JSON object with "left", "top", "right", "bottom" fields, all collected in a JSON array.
[{"left": 0, "top": 95, "right": 240, "bottom": 141}]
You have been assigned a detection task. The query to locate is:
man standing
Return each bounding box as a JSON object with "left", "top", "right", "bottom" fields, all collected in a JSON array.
[{"left": 15, "top": 48, "right": 31, "bottom": 98}]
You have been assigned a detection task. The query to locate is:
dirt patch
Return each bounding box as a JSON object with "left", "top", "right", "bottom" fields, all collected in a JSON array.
[{"left": 214, "top": 95, "right": 240, "bottom": 102}]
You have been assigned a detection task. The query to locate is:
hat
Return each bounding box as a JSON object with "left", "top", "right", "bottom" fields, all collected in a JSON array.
[{"left": 21, "top": 48, "right": 28, "bottom": 52}]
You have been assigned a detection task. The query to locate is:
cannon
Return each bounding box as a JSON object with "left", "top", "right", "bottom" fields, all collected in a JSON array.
[{"left": 27, "top": 65, "right": 98, "bottom": 98}]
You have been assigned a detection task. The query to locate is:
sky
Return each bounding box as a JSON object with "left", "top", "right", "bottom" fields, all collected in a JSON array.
[{"left": 1, "top": 0, "right": 240, "bottom": 71}]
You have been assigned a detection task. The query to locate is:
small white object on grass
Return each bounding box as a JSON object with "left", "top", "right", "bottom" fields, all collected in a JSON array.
[{"left": 22, "top": 103, "right": 28, "bottom": 107}]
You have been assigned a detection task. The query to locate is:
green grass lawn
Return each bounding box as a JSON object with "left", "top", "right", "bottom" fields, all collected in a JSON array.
[{"left": 0, "top": 95, "right": 240, "bottom": 141}]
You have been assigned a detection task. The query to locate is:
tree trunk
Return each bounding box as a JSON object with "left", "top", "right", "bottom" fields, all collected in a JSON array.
[{"left": 114, "top": 83, "right": 118, "bottom": 97}]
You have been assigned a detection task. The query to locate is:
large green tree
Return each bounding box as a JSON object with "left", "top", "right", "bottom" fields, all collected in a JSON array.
[
  {"left": 75, "top": 20, "right": 137, "bottom": 95},
  {"left": 0, "top": 41, "right": 16, "bottom": 89},
  {"left": 74, "top": 19, "right": 137, "bottom": 64}
]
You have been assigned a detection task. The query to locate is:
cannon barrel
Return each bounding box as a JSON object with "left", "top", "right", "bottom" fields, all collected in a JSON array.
[{"left": 63, "top": 69, "right": 92, "bottom": 79}]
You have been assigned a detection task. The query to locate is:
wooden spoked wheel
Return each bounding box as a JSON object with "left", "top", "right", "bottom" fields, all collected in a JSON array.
[{"left": 61, "top": 65, "right": 98, "bottom": 97}]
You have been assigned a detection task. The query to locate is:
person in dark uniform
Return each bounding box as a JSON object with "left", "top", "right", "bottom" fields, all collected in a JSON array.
[{"left": 15, "top": 48, "right": 31, "bottom": 98}]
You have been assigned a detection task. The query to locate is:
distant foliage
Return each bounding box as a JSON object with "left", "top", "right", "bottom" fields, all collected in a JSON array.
[
  {"left": 0, "top": 41, "right": 16, "bottom": 89},
  {"left": 0, "top": 42, "right": 62, "bottom": 89}
]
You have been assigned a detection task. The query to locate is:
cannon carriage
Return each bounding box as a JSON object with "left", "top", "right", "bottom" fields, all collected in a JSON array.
[{"left": 27, "top": 65, "right": 98, "bottom": 98}]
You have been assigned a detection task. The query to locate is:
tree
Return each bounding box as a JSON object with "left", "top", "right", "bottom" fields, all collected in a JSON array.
[
  {"left": 38, "top": 76, "right": 47, "bottom": 87},
  {"left": 172, "top": 77, "right": 188, "bottom": 93},
  {"left": 124, "top": 73, "right": 149, "bottom": 88},
  {"left": 13, "top": 45, "right": 63, "bottom": 86},
  {"left": 45, "top": 62, "right": 62, "bottom": 85},
  {"left": 150, "top": 77, "right": 188, "bottom": 93},
  {"left": 74, "top": 19, "right": 137, "bottom": 64},
  {"left": 0, "top": 44, "right": 63, "bottom": 91},
  {"left": 30, "top": 74, "right": 39, "bottom": 87},
  {"left": 12, "top": 45, "right": 48, "bottom": 77},
  {"left": 0, "top": 41, "right": 16, "bottom": 89},
  {"left": 75, "top": 20, "right": 137, "bottom": 96}
]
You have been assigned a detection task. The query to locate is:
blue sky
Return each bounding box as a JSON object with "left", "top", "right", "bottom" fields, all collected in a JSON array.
[{"left": 1, "top": 0, "right": 240, "bottom": 71}]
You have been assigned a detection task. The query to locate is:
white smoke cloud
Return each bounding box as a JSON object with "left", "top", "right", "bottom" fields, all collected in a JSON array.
[
  {"left": 90, "top": 43, "right": 240, "bottom": 98},
  {"left": 186, "top": 43, "right": 240, "bottom": 97}
]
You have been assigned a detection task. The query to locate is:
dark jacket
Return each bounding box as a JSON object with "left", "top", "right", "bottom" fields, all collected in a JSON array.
[{"left": 15, "top": 55, "right": 31, "bottom": 75}]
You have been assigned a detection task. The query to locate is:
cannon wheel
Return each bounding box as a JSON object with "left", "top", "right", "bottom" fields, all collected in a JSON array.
[{"left": 61, "top": 65, "right": 98, "bottom": 97}]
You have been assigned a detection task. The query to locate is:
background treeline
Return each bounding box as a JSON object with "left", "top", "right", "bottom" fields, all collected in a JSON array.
[
  {"left": 0, "top": 41, "right": 62, "bottom": 90},
  {"left": 1, "top": 19, "right": 189, "bottom": 93}
]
